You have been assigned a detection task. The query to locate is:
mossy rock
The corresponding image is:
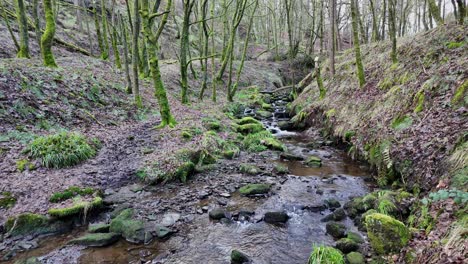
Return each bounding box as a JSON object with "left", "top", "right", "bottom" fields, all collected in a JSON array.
[
  {"left": 321, "top": 208, "right": 346, "bottom": 222},
  {"left": 109, "top": 209, "right": 149, "bottom": 243},
  {"left": 256, "top": 110, "right": 273, "bottom": 119},
  {"left": 308, "top": 246, "right": 345, "bottom": 264},
  {"left": 262, "top": 138, "right": 285, "bottom": 151},
  {"left": 347, "top": 231, "right": 365, "bottom": 244},
  {"left": 0, "top": 192, "right": 17, "bottom": 209},
  {"left": 13, "top": 257, "right": 41, "bottom": 264},
  {"left": 237, "top": 123, "right": 264, "bottom": 135},
  {"left": 239, "top": 164, "right": 261, "bottom": 175},
  {"left": 88, "top": 223, "right": 110, "bottom": 233},
  {"left": 365, "top": 213, "right": 410, "bottom": 255},
  {"left": 274, "top": 164, "right": 289, "bottom": 174},
  {"left": 346, "top": 252, "right": 365, "bottom": 264},
  {"left": 204, "top": 120, "right": 221, "bottom": 131},
  {"left": 68, "top": 232, "right": 120, "bottom": 247},
  {"left": 5, "top": 213, "right": 71, "bottom": 236},
  {"left": 231, "top": 249, "right": 250, "bottom": 264},
  {"left": 223, "top": 149, "right": 238, "bottom": 159},
  {"left": 236, "top": 117, "right": 261, "bottom": 126},
  {"left": 326, "top": 221, "right": 347, "bottom": 239},
  {"left": 262, "top": 103, "right": 273, "bottom": 111},
  {"left": 335, "top": 238, "right": 359, "bottom": 254},
  {"left": 305, "top": 156, "right": 322, "bottom": 167},
  {"left": 49, "top": 186, "right": 96, "bottom": 203},
  {"left": 175, "top": 161, "right": 196, "bottom": 183},
  {"left": 48, "top": 196, "right": 103, "bottom": 218},
  {"left": 325, "top": 198, "right": 341, "bottom": 209},
  {"left": 239, "top": 184, "right": 271, "bottom": 196}
]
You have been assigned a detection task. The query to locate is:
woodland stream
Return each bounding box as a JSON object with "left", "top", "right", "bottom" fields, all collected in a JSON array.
[{"left": 8, "top": 98, "right": 374, "bottom": 264}]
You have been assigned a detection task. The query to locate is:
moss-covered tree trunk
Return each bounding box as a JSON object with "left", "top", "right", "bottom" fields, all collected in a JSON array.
[
  {"left": 132, "top": 0, "right": 142, "bottom": 107},
  {"left": 1, "top": 0, "right": 19, "bottom": 51},
  {"left": 15, "top": 0, "right": 29, "bottom": 58},
  {"left": 315, "top": 57, "right": 325, "bottom": 99},
  {"left": 198, "top": 0, "right": 209, "bottom": 101},
  {"left": 388, "top": 0, "right": 398, "bottom": 63},
  {"left": 369, "top": 0, "right": 379, "bottom": 42},
  {"left": 328, "top": 0, "right": 336, "bottom": 75},
  {"left": 427, "top": 0, "right": 443, "bottom": 25},
  {"left": 111, "top": 23, "right": 121, "bottom": 69},
  {"left": 350, "top": 0, "right": 365, "bottom": 87},
  {"left": 41, "top": 0, "right": 57, "bottom": 67},
  {"left": 210, "top": 0, "right": 216, "bottom": 102},
  {"left": 456, "top": 0, "right": 465, "bottom": 25},
  {"left": 141, "top": 0, "right": 175, "bottom": 128}
]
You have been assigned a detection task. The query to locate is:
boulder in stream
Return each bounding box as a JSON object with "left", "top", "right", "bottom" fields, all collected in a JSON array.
[
  {"left": 335, "top": 238, "right": 359, "bottom": 253},
  {"left": 68, "top": 233, "right": 120, "bottom": 247},
  {"left": 209, "top": 208, "right": 227, "bottom": 220},
  {"left": 88, "top": 223, "right": 110, "bottom": 233},
  {"left": 346, "top": 252, "right": 365, "bottom": 264},
  {"left": 264, "top": 211, "right": 289, "bottom": 224},
  {"left": 231, "top": 249, "right": 250, "bottom": 264},
  {"left": 109, "top": 209, "right": 152, "bottom": 244},
  {"left": 365, "top": 213, "right": 410, "bottom": 254},
  {"left": 326, "top": 221, "right": 347, "bottom": 239},
  {"left": 321, "top": 208, "right": 346, "bottom": 222},
  {"left": 239, "top": 184, "right": 271, "bottom": 196}
]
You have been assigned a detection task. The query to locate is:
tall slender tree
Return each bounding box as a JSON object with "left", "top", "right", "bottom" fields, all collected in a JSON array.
[
  {"left": 15, "top": 0, "right": 29, "bottom": 58},
  {"left": 329, "top": 0, "right": 336, "bottom": 76},
  {"left": 350, "top": 0, "right": 366, "bottom": 86},
  {"left": 132, "top": 0, "right": 142, "bottom": 107},
  {"left": 41, "top": 0, "right": 57, "bottom": 67},
  {"left": 180, "top": 0, "right": 196, "bottom": 104},
  {"left": 388, "top": 0, "right": 398, "bottom": 63},
  {"left": 141, "top": 0, "right": 176, "bottom": 127}
]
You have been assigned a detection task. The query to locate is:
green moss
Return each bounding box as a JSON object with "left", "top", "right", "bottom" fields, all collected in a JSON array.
[
  {"left": 235, "top": 117, "right": 261, "bottom": 126},
  {"left": 175, "top": 161, "right": 196, "bottom": 183},
  {"left": 68, "top": 232, "right": 120, "bottom": 247},
  {"left": 377, "top": 76, "right": 393, "bottom": 90},
  {"left": 452, "top": 80, "right": 467, "bottom": 106},
  {"left": 262, "top": 103, "right": 273, "bottom": 110},
  {"left": 262, "top": 137, "right": 286, "bottom": 151},
  {"left": 308, "top": 246, "right": 345, "bottom": 264},
  {"left": 16, "top": 158, "right": 29, "bottom": 172},
  {"left": 181, "top": 130, "right": 193, "bottom": 140},
  {"left": 365, "top": 213, "right": 410, "bottom": 254},
  {"left": 5, "top": 213, "right": 49, "bottom": 236},
  {"left": 391, "top": 115, "right": 413, "bottom": 131},
  {"left": 305, "top": 156, "right": 322, "bottom": 167},
  {"left": 237, "top": 123, "right": 264, "bottom": 134},
  {"left": 239, "top": 183, "right": 270, "bottom": 195},
  {"left": 88, "top": 223, "right": 110, "bottom": 233},
  {"left": 240, "top": 164, "right": 261, "bottom": 175},
  {"left": 0, "top": 192, "right": 17, "bottom": 209},
  {"left": 24, "top": 132, "right": 99, "bottom": 168},
  {"left": 109, "top": 208, "right": 146, "bottom": 243},
  {"left": 346, "top": 252, "right": 365, "bottom": 264},
  {"left": 414, "top": 90, "right": 425, "bottom": 113},
  {"left": 274, "top": 163, "right": 289, "bottom": 174},
  {"left": 49, "top": 186, "right": 96, "bottom": 203},
  {"left": 347, "top": 232, "right": 365, "bottom": 244},
  {"left": 48, "top": 196, "right": 103, "bottom": 218}
]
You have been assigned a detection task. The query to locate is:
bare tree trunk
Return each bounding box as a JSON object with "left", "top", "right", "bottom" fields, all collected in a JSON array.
[
  {"left": 350, "top": 0, "right": 366, "bottom": 87},
  {"left": 329, "top": 0, "right": 336, "bottom": 75},
  {"left": 132, "top": 0, "right": 142, "bottom": 107},
  {"left": 15, "top": 0, "right": 30, "bottom": 58},
  {"left": 388, "top": 0, "right": 397, "bottom": 63}
]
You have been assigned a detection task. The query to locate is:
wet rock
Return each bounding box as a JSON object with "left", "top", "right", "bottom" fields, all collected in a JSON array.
[
  {"left": 335, "top": 238, "right": 359, "bottom": 253},
  {"left": 326, "top": 222, "right": 347, "bottom": 239},
  {"left": 14, "top": 257, "right": 41, "bottom": 264},
  {"left": 305, "top": 156, "right": 322, "bottom": 167},
  {"left": 149, "top": 225, "right": 174, "bottom": 239},
  {"left": 88, "top": 223, "right": 110, "bottom": 233},
  {"left": 316, "top": 189, "right": 324, "bottom": 195},
  {"left": 221, "top": 218, "right": 234, "bottom": 225},
  {"left": 219, "top": 192, "right": 231, "bottom": 198},
  {"left": 324, "top": 198, "right": 341, "bottom": 209},
  {"left": 197, "top": 191, "right": 210, "bottom": 199},
  {"left": 231, "top": 249, "right": 250, "bottom": 264},
  {"left": 346, "top": 252, "right": 365, "bottom": 264},
  {"left": 68, "top": 233, "right": 120, "bottom": 247},
  {"left": 5, "top": 213, "right": 71, "bottom": 237},
  {"left": 217, "top": 199, "right": 228, "bottom": 206},
  {"left": 239, "top": 164, "right": 261, "bottom": 175},
  {"left": 347, "top": 232, "right": 365, "bottom": 244},
  {"left": 280, "top": 152, "right": 304, "bottom": 161},
  {"left": 277, "top": 121, "right": 293, "bottom": 130},
  {"left": 161, "top": 213, "right": 181, "bottom": 227},
  {"left": 239, "top": 184, "right": 271, "bottom": 196},
  {"left": 255, "top": 110, "right": 273, "bottom": 119},
  {"left": 209, "top": 208, "right": 227, "bottom": 220},
  {"left": 305, "top": 204, "right": 327, "bottom": 212},
  {"left": 365, "top": 213, "right": 410, "bottom": 254},
  {"left": 264, "top": 211, "right": 289, "bottom": 224},
  {"left": 109, "top": 209, "right": 149, "bottom": 243},
  {"left": 321, "top": 208, "right": 346, "bottom": 222}
]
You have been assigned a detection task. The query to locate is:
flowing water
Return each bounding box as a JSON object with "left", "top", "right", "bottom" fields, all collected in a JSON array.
[{"left": 7, "top": 98, "right": 373, "bottom": 264}]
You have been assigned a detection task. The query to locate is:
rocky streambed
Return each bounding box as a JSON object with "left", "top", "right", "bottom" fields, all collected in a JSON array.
[{"left": 4, "top": 99, "right": 375, "bottom": 264}]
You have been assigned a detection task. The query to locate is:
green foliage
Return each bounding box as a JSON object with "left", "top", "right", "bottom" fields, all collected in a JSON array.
[
  {"left": 377, "top": 198, "right": 397, "bottom": 216},
  {"left": 308, "top": 246, "right": 345, "bottom": 264},
  {"left": 445, "top": 41, "right": 465, "bottom": 49},
  {"left": 452, "top": 80, "right": 467, "bottom": 106},
  {"left": 16, "top": 158, "right": 34, "bottom": 172},
  {"left": 0, "top": 192, "right": 17, "bottom": 209},
  {"left": 425, "top": 189, "right": 468, "bottom": 204},
  {"left": 274, "top": 163, "right": 289, "bottom": 174},
  {"left": 49, "top": 186, "right": 95, "bottom": 203},
  {"left": 451, "top": 167, "right": 468, "bottom": 191},
  {"left": 241, "top": 130, "right": 284, "bottom": 152},
  {"left": 239, "top": 164, "right": 260, "bottom": 175},
  {"left": 223, "top": 102, "right": 245, "bottom": 117},
  {"left": 391, "top": 115, "right": 413, "bottom": 131},
  {"left": 414, "top": 90, "right": 425, "bottom": 113},
  {"left": 24, "top": 132, "right": 99, "bottom": 168}
]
